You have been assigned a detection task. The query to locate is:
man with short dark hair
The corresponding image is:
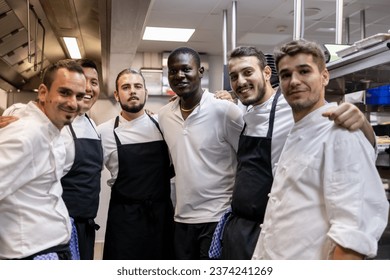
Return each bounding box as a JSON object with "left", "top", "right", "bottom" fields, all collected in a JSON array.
[
  {"left": 1, "top": 59, "right": 104, "bottom": 260},
  {"left": 158, "top": 47, "right": 244, "bottom": 259},
  {"left": 98, "top": 68, "right": 174, "bottom": 260},
  {"left": 0, "top": 59, "right": 86, "bottom": 259},
  {"left": 252, "top": 39, "right": 388, "bottom": 259}
]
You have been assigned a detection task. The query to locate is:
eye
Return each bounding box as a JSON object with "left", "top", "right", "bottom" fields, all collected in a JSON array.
[
  {"left": 229, "top": 74, "right": 237, "bottom": 82},
  {"left": 76, "top": 93, "right": 85, "bottom": 101},
  {"left": 58, "top": 88, "right": 71, "bottom": 96},
  {"left": 279, "top": 73, "right": 291, "bottom": 80},
  {"left": 243, "top": 69, "right": 253, "bottom": 76},
  {"left": 300, "top": 69, "right": 310, "bottom": 75}
]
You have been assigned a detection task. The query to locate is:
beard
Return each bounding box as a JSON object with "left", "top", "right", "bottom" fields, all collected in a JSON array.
[
  {"left": 119, "top": 99, "right": 146, "bottom": 113},
  {"left": 240, "top": 86, "right": 266, "bottom": 106},
  {"left": 237, "top": 72, "right": 267, "bottom": 106}
]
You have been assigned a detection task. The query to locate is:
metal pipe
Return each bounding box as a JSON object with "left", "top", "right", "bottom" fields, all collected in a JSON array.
[
  {"left": 231, "top": 1, "right": 237, "bottom": 50},
  {"left": 345, "top": 17, "right": 350, "bottom": 44},
  {"left": 39, "top": 19, "right": 45, "bottom": 75},
  {"left": 360, "top": 9, "right": 366, "bottom": 39},
  {"left": 27, "top": 0, "right": 31, "bottom": 62},
  {"left": 34, "top": 16, "right": 38, "bottom": 71},
  {"left": 335, "top": 0, "right": 344, "bottom": 44},
  {"left": 222, "top": 9, "right": 231, "bottom": 91},
  {"left": 223, "top": 9, "right": 228, "bottom": 65},
  {"left": 293, "top": 0, "right": 303, "bottom": 40},
  {"left": 29, "top": 5, "right": 45, "bottom": 74}
]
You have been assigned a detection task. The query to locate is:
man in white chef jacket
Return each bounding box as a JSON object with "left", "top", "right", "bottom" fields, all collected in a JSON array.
[
  {"left": 0, "top": 59, "right": 86, "bottom": 259},
  {"left": 1, "top": 59, "right": 103, "bottom": 260},
  {"left": 252, "top": 39, "right": 389, "bottom": 260}
]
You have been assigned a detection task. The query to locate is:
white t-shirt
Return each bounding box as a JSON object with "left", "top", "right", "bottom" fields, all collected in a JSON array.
[
  {"left": 158, "top": 90, "right": 244, "bottom": 223},
  {"left": 243, "top": 93, "right": 294, "bottom": 175},
  {"left": 97, "top": 112, "right": 164, "bottom": 187},
  {"left": 62, "top": 113, "right": 100, "bottom": 175}
]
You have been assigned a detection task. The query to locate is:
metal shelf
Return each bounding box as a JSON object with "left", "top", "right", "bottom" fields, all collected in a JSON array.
[{"left": 326, "top": 40, "right": 390, "bottom": 97}]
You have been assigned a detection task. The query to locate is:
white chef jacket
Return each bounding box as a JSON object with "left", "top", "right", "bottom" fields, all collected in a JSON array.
[
  {"left": 243, "top": 92, "right": 294, "bottom": 175},
  {"left": 97, "top": 112, "right": 164, "bottom": 187},
  {"left": 252, "top": 103, "right": 389, "bottom": 259},
  {"left": 0, "top": 101, "right": 72, "bottom": 259},
  {"left": 4, "top": 104, "right": 100, "bottom": 176},
  {"left": 158, "top": 90, "right": 244, "bottom": 223}
]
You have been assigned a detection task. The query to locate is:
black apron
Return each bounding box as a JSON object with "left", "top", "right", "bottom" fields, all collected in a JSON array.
[
  {"left": 61, "top": 114, "right": 103, "bottom": 260},
  {"left": 221, "top": 89, "right": 281, "bottom": 259},
  {"left": 102, "top": 114, "right": 174, "bottom": 260}
]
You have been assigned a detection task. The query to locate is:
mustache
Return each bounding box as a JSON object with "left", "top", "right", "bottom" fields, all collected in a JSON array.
[
  {"left": 59, "top": 105, "right": 78, "bottom": 113},
  {"left": 127, "top": 96, "right": 140, "bottom": 101},
  {"left": 236, "top": 84, "right": 251, "bottom": 92}
]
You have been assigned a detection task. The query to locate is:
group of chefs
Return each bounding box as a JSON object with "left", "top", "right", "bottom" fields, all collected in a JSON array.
[{"left": 0, "top": 39, "right": 388, "bottom": 260}]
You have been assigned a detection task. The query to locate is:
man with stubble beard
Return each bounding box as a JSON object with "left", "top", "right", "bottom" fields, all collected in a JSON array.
[
  {"left": 0, "top": 59, "right": 86, "bottom": 259},
  {"left": 97, "top": 68, "right": 174, "bottom": 260}
]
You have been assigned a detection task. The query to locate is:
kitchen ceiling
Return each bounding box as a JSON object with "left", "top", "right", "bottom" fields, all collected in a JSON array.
[{"left": 0, "top": 0, "right": 389, "bottom": 98}]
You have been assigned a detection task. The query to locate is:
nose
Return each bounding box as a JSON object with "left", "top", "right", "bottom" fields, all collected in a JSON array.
[
  {"left": 67, "top": 94, "right": 79, "bottom": 111},
  {"left": 176, "top": 70, "right": 185, "bottom": 79},
  {"left": 236, "top": 73, "right": 246, "bottom": 86},
  {"left": 85, "top": 80, "right": 92, "bottom": 93},
  {"left": 290, "top": 72, "right": 301, "bottom": 86}
]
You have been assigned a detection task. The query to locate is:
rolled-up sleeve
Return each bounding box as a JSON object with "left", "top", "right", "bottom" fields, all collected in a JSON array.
[{"left": 324, "top": 132, "right": 389, "bottom": 258}]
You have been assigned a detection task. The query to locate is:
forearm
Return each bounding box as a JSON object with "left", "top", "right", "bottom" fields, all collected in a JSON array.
[
  {"left": 361, "top": 118, "right": 376, "bottom": 148},
  {"left": 331, "top": 244, "right": 364, "bottom": 260}
]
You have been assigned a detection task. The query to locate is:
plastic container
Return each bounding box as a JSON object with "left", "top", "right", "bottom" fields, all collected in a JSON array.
[{"left": 366, "top": 85, "right": 390, "bottom": 105}]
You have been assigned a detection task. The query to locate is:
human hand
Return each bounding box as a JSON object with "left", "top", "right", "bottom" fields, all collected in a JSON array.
[
  {"left": 215, "top": 90, "right": 235, "bottom": 103},
  {"left": 322, "top": 103, "right": 364, "bottom": 131},
  {"left": 145, "top": 108, "right": 155, "bottom": 115},
  {"left": 323, "top": 102, "right": 375, "bottom": 147},
  {"left": 0, "top": 115, "right": 19, "bottom": 128}
]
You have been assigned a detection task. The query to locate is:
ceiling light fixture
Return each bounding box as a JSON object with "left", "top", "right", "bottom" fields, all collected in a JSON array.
[
  {"left": 289, "top": 7, "right": 321, "bottom": 17},
  {"left": 62, "top": 37, "right": 81, "bottom": 59},
  {"left": 143, "top": 27, "right": 195, "bottom": 42}
]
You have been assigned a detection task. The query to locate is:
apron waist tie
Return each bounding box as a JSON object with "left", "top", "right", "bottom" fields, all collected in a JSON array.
[
  {"left": 73, "top": 217, "right": 100, "bottom": 231},
  {"left": 18, "top": 243, "right": 71, "bottom": 260}
]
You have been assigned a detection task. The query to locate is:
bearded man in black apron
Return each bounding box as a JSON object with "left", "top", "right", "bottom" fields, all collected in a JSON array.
[{"left": 98, "top": 69, "right": 174, "bottom": 260}]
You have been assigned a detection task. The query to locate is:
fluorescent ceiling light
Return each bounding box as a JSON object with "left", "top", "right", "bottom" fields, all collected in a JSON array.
[
  {"left": 143, "top": 27, "right": 195, "bottom": 42},
  {"left": 63, "top": 37, "right": 81, "bottom": 59}
]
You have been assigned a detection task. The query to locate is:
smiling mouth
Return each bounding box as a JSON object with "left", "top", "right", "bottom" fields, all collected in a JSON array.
[
  {"left": 237, "top": 86, "right": 252, "bottom": 95},
  {"left": 83, "top": 95, "right": 92, "bottom": 100},
  {"left": 175, "top": 83, "right": 187, "bottom": 88}
]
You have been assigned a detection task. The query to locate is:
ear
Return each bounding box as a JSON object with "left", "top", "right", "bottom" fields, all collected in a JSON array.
[
  {"left": 37, "top": 83, "right": 48, "bottom": 104},
  {"left": 199, "top": 66, "right": 204, "bottom": 78},
  {"left": 114, "top": 90, "right": 120, "bottom": 102},
  {"left": 145, "top": 88, "right": 149, "bottom": 101},
  {"left": 322, "top": 68, "right": 330, "bottom": 87},
  {"left": 263, "top": 65, "right": 272, "bottom": 81}
]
